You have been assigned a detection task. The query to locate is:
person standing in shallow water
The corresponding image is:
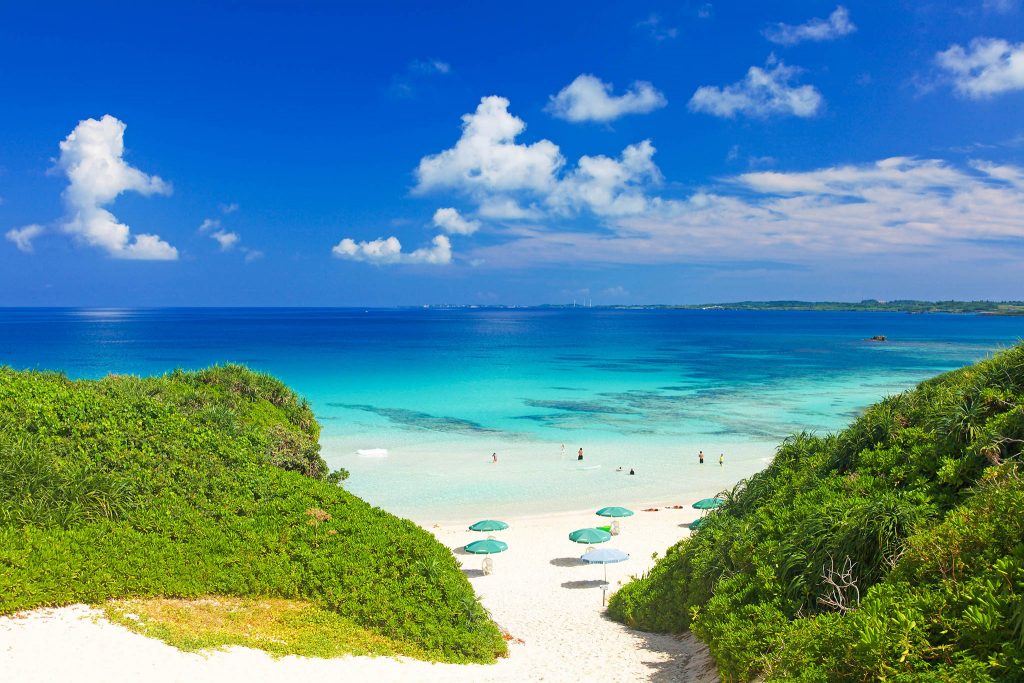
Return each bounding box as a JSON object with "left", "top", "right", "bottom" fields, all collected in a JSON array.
[
  {"left": 492, "top": 452, "right": 498, "bottom": 464},
  {"left": 719, "top": 453, "right": 724, "bottom": 466},
  {"left": 578, "top": 447, "right": 584, "bottom": 461},
  {"left": 699, "top": 450, "right": 704, "bottom": 464}
]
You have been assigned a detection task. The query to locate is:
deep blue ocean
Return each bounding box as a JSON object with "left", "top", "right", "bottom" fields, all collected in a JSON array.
[{"left": 1, "top": 308, "right": 1021, "bottom": 519}]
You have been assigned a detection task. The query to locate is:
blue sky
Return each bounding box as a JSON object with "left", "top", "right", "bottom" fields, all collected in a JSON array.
[{"left": 2, "top": 1, "right": 1023, "bottom": 306}]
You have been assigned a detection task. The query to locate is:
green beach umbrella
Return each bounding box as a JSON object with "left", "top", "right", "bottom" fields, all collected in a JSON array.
[
  {"left": 464, "top": 539, "right": 508, "bottom": 576},
  {"left": 464, "top": 539, "right": 508, "bottom": 554},
  {"left": 596, "top": 506, "right": 634, "bottom": 518},
  {"left": 468, "top": 519, "right": 509, "bottom": 532},
  {"left": 569, "top": 528, "right": 612, "bottom": 544},
  {"left": 689, "top": 517, "right": 706, "bottom": 530},
  {"left": 692, "top": 497, "right": 724, "bottom": 510}
]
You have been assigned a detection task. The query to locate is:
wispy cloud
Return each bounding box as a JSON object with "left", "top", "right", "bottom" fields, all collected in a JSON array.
[
  {"left": 635, "top": 14, "right": 678, "bottom": 41},
  {"left": 198, "top": 210, "right": 261, "bottom": 261},
  {"left": 5, "top": 224, "right": 44, "bottom": 253},
  {"left": 763, "top": 6, "right": 856, "bottom": 46},
  {"left": 388, "top": 58, "right": 452, "bottom": 99},
  {"left": 689, "top": 58, "right": 823, "bottom": 118},
  {"left": 546, "top": 74, "right": 666, "bottom": 123},
  {"left": 210, "top": 230, "right": 240, "bottom": 250},
  {"left": 468, "top": 157, "right": 1024, "bottom": 268},
  {"left": 936, "top": 37, "right": 1024, "bottom": 98},
  {"left": 409, "top": 59, "right": 450, "bottom": 75},
  {"left": 983, "top": 0, "right": 1019, "bottom": 13}
]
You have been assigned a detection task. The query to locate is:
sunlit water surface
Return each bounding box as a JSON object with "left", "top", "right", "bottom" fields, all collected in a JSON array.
[{"left": 1, "top": 308, "right": 1020, "bottom": 520}]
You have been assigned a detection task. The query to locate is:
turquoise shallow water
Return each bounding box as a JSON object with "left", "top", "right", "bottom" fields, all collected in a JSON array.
[{"left": 1, "top": 308, "right": 1021, "bottom": 520}]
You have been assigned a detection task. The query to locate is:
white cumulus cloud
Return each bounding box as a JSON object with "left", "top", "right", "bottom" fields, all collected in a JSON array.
[
  {"left": 432, "top": 207, "right": 481, "bottom": 235},
  {"left": 415, "top": 96, "right": 564, "bottom": 196},
  {"left": 415, "top": 96, "right": 663, "bottom": 220},
  {"left": 546, "top": 74, "right": 667, "bottom": 123},
  {"left": 689, "top": 59, "right": 823, "bottom": 118},
  {"left": 763, "top": 6, "right": 856, "bottom": 46},
  {"left": 548, "top": 140, "right": 661, "bottom": 216},
  {"left": 936, "top": 37, "right": 1024, "bottom": 99},
  {"left": 332, "top": 234, "right": 452, "bottom": 265},
  {"left": 57, "top": 115, "right": 176, "bottom": 260},
  {"left": 5, "top": 224, "right": 44, "bottom": 253}
]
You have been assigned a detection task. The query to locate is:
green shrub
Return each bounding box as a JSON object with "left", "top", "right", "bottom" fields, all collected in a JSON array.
[
  {"left": 610, "top": 344, "right": 1024, "bottom": 681},
  {"left": 0, "top": 365, "right": 506, "bottom": 663}
]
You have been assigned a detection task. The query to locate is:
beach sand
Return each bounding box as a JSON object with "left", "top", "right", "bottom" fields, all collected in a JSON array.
[{"left": 0, "top": 503, "right": 718, "bottom": 682}]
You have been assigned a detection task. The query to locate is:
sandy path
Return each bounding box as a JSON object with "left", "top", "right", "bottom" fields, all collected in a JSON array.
[{"left": 0, "top": 503, "right": 718, "bottom": 682}]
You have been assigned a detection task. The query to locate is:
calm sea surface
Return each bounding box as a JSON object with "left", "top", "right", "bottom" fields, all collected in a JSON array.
[{"left": 1, "top": 308, "right": 1021, "bottom": 520}]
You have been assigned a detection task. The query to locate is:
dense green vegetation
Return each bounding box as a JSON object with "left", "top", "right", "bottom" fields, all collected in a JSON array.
[
  {"left": 0, "top": 365, "right": 506, "bottom": 663},
  {"left": 610, "top": 344, "right": 1024, "bottom": 681}
]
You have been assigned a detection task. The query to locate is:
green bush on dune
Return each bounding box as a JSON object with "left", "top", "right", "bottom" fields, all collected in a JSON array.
[
  {"left": 0, "top": 364, "right": 506, "bottom": 663},
  {"left": 609, "top": 344, "right": 1024, "bottom": 681}
]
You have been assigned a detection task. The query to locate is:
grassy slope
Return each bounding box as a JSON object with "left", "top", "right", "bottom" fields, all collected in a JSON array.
[
  {"left": 0, "top": 365, "right": 506, "bottom": 663},
  {"left": 609, "top": 345, "right": 1024, "bottom": 681}
]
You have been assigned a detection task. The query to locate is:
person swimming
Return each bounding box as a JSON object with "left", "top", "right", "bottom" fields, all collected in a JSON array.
[{"left": 629, "top": 468, "right": 635, "bottom": 475}]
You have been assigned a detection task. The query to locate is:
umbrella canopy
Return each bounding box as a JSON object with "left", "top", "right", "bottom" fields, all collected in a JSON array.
[
  {"left": 689, "top": 517, "right": 706, "bottom": 530},
  {"left": 596, "top": 506, "right": 634, "bottom": 518},
  {"left": 580, "top": 548, "right": 630, "bottom": 564},
  {"left": 569, "top": 528, "right": 612, "bottom": 544},
  {"left": 692, "top": 497, "right": 725, "bottom": 510},
  {"left": 468, "top": 519, "right": 509, "bottom": 532},
  {"left": 580, "top": 547, "right": 629, "bottom": 587},
  {"left": 464, "top": 539, "right": 508, "bottom": 554}
]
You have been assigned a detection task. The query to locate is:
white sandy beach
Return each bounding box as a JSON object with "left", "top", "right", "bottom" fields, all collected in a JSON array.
[{"left": 0, "top": 502, "right": 718, "bottom": 683}]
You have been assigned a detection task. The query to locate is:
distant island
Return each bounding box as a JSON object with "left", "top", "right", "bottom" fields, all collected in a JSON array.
[
  {"left": 612, "top": 299, "right": 1024, "bottom": 315},
  {"left": 415, "top": 300, "right": 1024, "bottom": 314}
]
